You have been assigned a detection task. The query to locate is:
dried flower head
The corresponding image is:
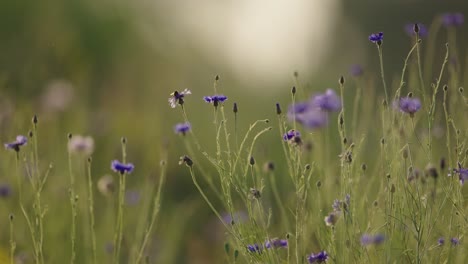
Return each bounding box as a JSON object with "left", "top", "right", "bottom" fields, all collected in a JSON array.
[
  {"left": 324, "top": 212, "right": 339, "bottom": 226},
  {"left": 97, "top": 175, "right": 115, "bottom": 196},
  {"left": 68, "top": 135, "right": 94, "bottom": 155}
]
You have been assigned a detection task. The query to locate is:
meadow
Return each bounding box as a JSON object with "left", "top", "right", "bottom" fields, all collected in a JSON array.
[{"left": 0, "top": 10, "right": 467, "bottom": 264}]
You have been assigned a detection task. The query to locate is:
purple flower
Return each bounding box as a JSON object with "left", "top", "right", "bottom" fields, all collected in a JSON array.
[
  {"left": 450, "top": 237, "right": 460, "bottom": 246},
  {"left": 442, "top": 13, "right": 464, "bottom": 27},
  {"left": 324, "top": 212, "right": 339, "bottom": 226},
  {"left": 360, "top": 234, "right": 385, "bottom": 246},
  {"left": 283, "top": 129, "right": 301, "bottom": 141},
  {"left": 438, "top": 237, "right": 445, "bottom": 246},
  {"left": 453, "top": 163, "right": 468, "bottom": 185},
  {"left": 168, "top": 89, "right": 191, "bottom": 108},
  {"left": 4, "top": 135, "right": 28, "bottom": 152},
  {"left": 312, "top": 89, "right": 341, "bottom": 112},
  {"left": 332, "top": 199, "right": 342, "bottom": 212},
  {"left": 405, "top": 23, "right": 428, "bottom": 38},
  {"left": 111, "top": 160, "right": 134, "bottom": 175},
  {"left": 174, "top": 122, "right": 191, "bottom": 135},
  {"left": 369, "top": 32, "right": 384, "bottom": 43},
  {"left": 265, "top": 238, "right": 288, "bottom": 249},
  {"left": 349, "top": 64, "right": 364, "bottom": 77},
  {"left": 203, "top": 95, "right": 228, "bottom": 107},
  {"left": 0, "top": 183, "right": 12, "bottom": 198},
  {"left": 395, "top": 97, "right": 421, "bottom": 115},
  {"left": 247, "top": 244, "right": 262, "bottom": 253},
  {"left": 307, "top": 251, "right": 328, "bottom": 263}
]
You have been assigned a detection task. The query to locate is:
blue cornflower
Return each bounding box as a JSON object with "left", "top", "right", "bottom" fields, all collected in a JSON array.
[
  {"left": 307, "top": 251, "right": 328, "bottom": 263},
  {"left": 203, "top": 95, "right": 228, "bottom": 107},
  {"left": 247, "top": 244, "right": 262, "bottom": 253},
  {"left": 265, "top": 238, "right": 288, "bottom": 249},
  {"left": 174, "top": 122, "right": 191, "bottom": 135},
  {"left": 283, "top": 129, "right": 301, "bottom": 143},
  {"left": 312, "top": 89, "right": 341, "bottom": 112},
  {"left": 288, "top": 104, "right": 328, "bottom": 129},
  {"left": 405, "top": 23, "right": 428, "bottom": 38},
  {"left": 453, "top": 163, "right": 468, "bottom": 186},
  {"left": 450, "top": 237, "right": 460, "bottom": 246},
  {"left": 111, "top": 160, "right": 134, "bottom": 175},
  {"left": 0, "top": 183, "right": 12, "bottom": 198},
  {"left": 360, "top": 234, "right": 385, "bottom": 246},
  {"left": 395, "top": 97, "right": 421, "bottom": 116},
  {"left": 369, "top": 32, "right": 384, "bottom": 43},
  {"left": 4, "top": 135, "right": 28, "bottom": 152},
  {"left": 442, "top": 13, "right": 464, "bottom": 27},
  {"left": 168, "top": 89, "right": 191, "bottom": 108},
  {"left": 349, "top": 64, "right": 364, "bottom": 77},
  {"left": 438, "top": 237, "right": 445, "bottom": 246}
]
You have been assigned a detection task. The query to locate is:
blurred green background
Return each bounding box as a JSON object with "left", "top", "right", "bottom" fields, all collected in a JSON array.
[{"left": 0, "top": 0, "right": 467, "bottom": 263}]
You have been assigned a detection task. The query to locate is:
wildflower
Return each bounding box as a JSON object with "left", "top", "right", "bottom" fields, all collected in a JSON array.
[
  {"left": 453, "top": 163, "right": 468, "bottom": 185},
  {"left": 174, "top": 122, "right": 191, "bottom": 135},
  {"left": 0, "top": 183, "right": 12, "bottom": 198},
  {"left": 312, "top": 89, "right": 341, "bottom": 112},
  {"left": 438, "top": 237, "right": 445, "bottom": 246},
  {"left": 332, "top": 199, "right": 342, "bottom": 212},
  {"left": 168, "top": 89, "right": 191, "bottom": 108},
  {"left": 395, "top": 97, "right": 421, "bottom": 116},
  {"left": 368, "top": 32, "right": 384, "bottom": 43},
  {"left": 247, "top": 244, "right": 262, "bottom": 253},
  {"left": 265, "top": 238, "right": 288, "bottom": 249},
  {"left": 288, "top": 104, "right": 328, "bottom": 129},
  {"left": 283, "top": 129, "right": 300, "bottom": 141},
  {"left": 360, "top": 234, "right": 385, "bottom": 246},
  {"left": 442, "top": 13, "right": 464, "bottom": 27},
  {"left": 68, "top": 135, "right": 94, "bottom": 155},
  {"left": 111, "top": 160, "right": 134, "bottom": 175},
  {"left": 97, "top": 175, "right": 115, "bottom": 196},
  {"left": 405, "top": 23, "right": 428, "bottom": 38},
  {"left": 324, "top": 212, "right": 339, "bottom": 226},
  {"left": 203, "top": 95, "right": 228, "bottom": 107},
  {"left": 4, "top": 135, "right": 28, "bottom": 152},
  {"left": 307, "top": 251, "right": 328, "bottom": 263},
  {"left": 450, "top": 237, "right": 460, "bottom": 246},
  {"left": 349, "top": 64, "right": 364, "bottom": 77}
]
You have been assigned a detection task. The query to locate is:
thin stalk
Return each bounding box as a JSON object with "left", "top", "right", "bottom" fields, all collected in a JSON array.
[
  {"left": 135, "top": 161, "right": 167, "bottom": 264},
  {"left": 9, "top": 214, "right": 15, "bottom": 264},
  {"left": 67, "top": 136, "right": 77, "bottom": 264},
  {"left": 377, "top": 44, "right": 389, "bottom": 104},
  {"left": 86, "top": 158, "right": 97, "bottom": 264}
]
